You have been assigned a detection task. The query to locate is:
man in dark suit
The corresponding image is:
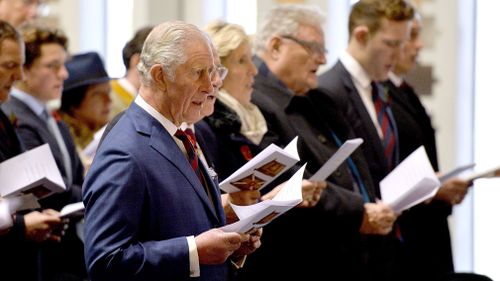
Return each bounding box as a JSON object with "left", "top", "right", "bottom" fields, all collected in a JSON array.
[
  {"left": 1, "top": 22, "right": 87, "bottom": 280},
  {"left": 83, "top": 21, "right": 251, "bottom": 281},
  {"left": 384, "top": 12, "right": 486, "bottom": 281},
  {"left": 316, "top": 1, "right": 415, "bottom": 280},
  {"left": 236, "top": 4, "right": 396, "bottom": 281},
  {"left": 0, "top": 20, "right": 68, "bottom": 281},
  {"left": 317, "top": 0, "right": 414, "bottom": 188}
]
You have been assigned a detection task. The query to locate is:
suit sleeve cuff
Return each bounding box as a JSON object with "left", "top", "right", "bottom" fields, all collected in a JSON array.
[{"left": 187, "top": 235, "right": 200, "bottom": 277}]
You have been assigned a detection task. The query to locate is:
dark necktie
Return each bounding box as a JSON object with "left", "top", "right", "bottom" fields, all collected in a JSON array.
[
  {"left": 371, "top": 81, "right": 398, "bottom": 170},
  {"left": 175, "top": 129, "right": 214, "bottom": 205}
]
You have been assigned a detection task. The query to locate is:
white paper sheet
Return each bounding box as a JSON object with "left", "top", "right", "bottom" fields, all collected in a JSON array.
[
  {"left": 60, "top": 202, "right": 85, "bottom": 218},
  {"left": 380, "top": 146, "right": 440, "bottom": 213},
  {"left": 438, "top": 163, "right": 476, "bottom": 183},
  {"left": 460, "top": 165, "right": 500, "bottom": 182},
  {"left": 309, "top": 138, "right": 363, "bottom": 181}
]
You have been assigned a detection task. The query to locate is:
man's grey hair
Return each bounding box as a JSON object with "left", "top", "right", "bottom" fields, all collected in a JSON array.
[
  {"left": 254, "top": 4, "right": 325, "bottom": 54},
  {"left": 137, "top": 20, "right": 207, "bottom": 86}
]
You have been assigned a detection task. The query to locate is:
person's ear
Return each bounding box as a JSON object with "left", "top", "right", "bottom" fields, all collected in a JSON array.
[
  {"left": 353, "top": 25, "right": 370, "bottom": 46},
  {"left": 150, "top": 64, "right": 168, "bottom": 91},
  {"left": 268, "top": 36, "right": 283, "bottom": 60}
]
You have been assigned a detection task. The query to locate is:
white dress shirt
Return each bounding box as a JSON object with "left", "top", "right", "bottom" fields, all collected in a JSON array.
[{"left": 339, "top": 51, "right": 384, "bottom": 139}]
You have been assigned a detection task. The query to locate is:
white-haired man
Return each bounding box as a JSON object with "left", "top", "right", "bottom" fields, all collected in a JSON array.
[
  {"left": 83, "top": 21, "right": 250, "bottom": 281},
  {"left": 240, "top": 4, "right": 397, "bottom": 281}
]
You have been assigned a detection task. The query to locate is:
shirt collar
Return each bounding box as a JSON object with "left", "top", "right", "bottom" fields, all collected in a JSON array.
[
  {"left": 388, "top": 71, "right": 404, "bottom": 87},
  {"left": 134, "top": 94, "right": 178, "bottom": 137},
  {"left": 179, "top": 122, "right": 195, "bottom": 132},
  {"left": 10, "top": 87, "right": 47, "bottom": 117},
  {"left": 339, "top": 50, "right": 372, "bottom": 90}
]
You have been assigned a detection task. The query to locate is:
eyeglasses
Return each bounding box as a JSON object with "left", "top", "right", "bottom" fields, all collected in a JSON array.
[
  {"left": 281, "top": 35, "right": 328, "bottom": 56},
  {"left": 216, "top": 65, "right": 228, "bottom": 81}
]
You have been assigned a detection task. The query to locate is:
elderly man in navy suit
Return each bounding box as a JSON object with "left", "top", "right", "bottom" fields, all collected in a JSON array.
[{"left": 83, "top": 21, "right": 250, "bottom": 281}]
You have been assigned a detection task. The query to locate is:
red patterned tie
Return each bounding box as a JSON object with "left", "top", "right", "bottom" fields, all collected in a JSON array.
[
  {"left": 183, "top": 128, "right": 198, "bottom": 150},
  {"left": 371, "top": 81, "right": 398, "bottom": 170},
  {"left": 174, "top": 129, "right": 211, "bottom": 194}
]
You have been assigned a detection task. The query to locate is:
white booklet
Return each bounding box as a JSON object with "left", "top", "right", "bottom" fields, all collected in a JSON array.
[
  {"left": 220, "top": 164, "right": 305, "bottom": 233},
  {"left": 380, "top": 146, "right": 441, "bottom": 213},
  {"left": 0, "top": 144, "right": 66, "bottom": 199},
  {"left": 219, "top": 137, "right": 300, "bottom": 193},
  {"left": 309, "top": 138, "right": 363, "bottom": 181}
]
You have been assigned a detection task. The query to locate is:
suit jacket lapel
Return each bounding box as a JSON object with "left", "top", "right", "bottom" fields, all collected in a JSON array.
[
  {"left": 130, "top": 105, "right": 221, "bottom": 223},
  {"left": 337, "top": 63, "right": 388, "bottom": 172},
  {"left": 7, "top": 97, "right": 69, "bottom": 175}
]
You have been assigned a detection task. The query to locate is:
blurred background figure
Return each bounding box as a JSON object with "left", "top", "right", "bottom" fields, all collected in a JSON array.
[
  {"left": 109, "top": 25, "right": 153, "bottom": 119},
  {"left": 0, "top": 0, "right": 39, "bottom": 28},
  {"left": 59, "top": 51, "right": 111, "bottom": 168}
]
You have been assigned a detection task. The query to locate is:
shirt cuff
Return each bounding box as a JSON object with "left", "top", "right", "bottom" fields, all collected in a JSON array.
[
  {"left": 0, "top": 200, "right": 13, "bottom": 231},
  {"left": 187, "top": 235, "right": 200, "bottom": 277},
  {"left": 231, "top": 255, "right": 247, "bottom": 269}
]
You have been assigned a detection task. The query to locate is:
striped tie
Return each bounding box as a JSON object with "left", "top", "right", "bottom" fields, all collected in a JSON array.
[
  {"left": 183, "top": 128, "right": 198, "bottom": 150},
  {"left": 371, "top": 82, "right": 398, "bottom": 170},
  {"left": 175, "top": 129, "right": 201, "bottom": 180}
]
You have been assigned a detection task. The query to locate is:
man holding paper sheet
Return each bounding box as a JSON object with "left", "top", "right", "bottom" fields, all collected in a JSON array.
[
  {"left": 236, "top": 4, "right": 397, "bottom": 281},
  {"left": 383, "top": 9, "right": 486, "bottom": 281},
  {"left": 84, "top": 21, "right": 257, "bottom": 281},
  {"left": 0, "top": 20, "right": 71, "bottom": 281}
]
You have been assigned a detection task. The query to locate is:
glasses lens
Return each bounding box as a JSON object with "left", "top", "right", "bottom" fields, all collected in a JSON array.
[{"left": 218, "top": 66, "right": 228, "bottom": 80}]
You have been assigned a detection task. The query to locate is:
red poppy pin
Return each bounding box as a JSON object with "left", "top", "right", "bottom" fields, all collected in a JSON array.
[
  {"left": 52, "top": 111, "right": 62, "bottom": 122},
  {"left": 240, "top": 145, "right": 253, "bottom": 161}
]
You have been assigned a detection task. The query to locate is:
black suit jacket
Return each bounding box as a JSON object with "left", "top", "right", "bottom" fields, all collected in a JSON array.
[
  {"left": 385, "top": 80, "right": 454, "bottom": 280},
  {"left": 318, "top": 61, "right": 390, "bottom": 190},
  {"left": 0, "top": 108, "right": 39, "bottom": 281},
  {"left": 2, "top": 96, "right": 87, "bottom": 280},
  {"left": 237, "top": 57, "right": 377, "bottom": 281},
  {"left": 317, "top": 61, "right": 407, "bottom": 281}
]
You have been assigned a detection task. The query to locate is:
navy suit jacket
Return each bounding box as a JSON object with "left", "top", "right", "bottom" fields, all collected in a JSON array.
[{"left": 83, "top": 102, "right": 227, "bottom": 281}]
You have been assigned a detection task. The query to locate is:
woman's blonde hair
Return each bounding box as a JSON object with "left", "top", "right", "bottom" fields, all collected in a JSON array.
[{"left": 204, "top": 20, "right": 250, "bottom": 64}]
